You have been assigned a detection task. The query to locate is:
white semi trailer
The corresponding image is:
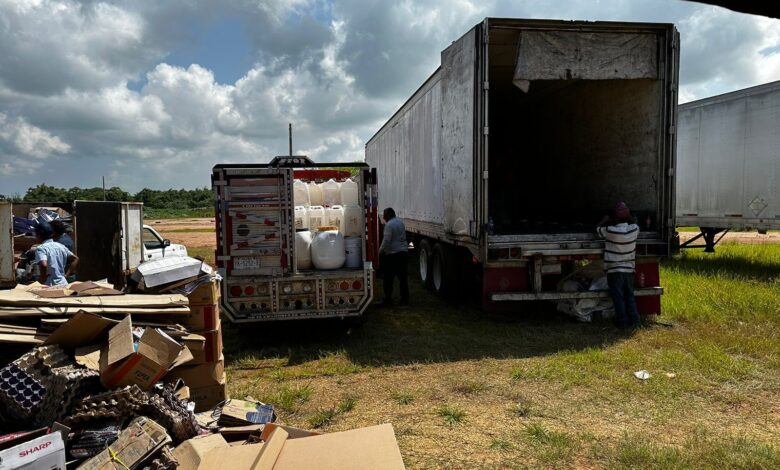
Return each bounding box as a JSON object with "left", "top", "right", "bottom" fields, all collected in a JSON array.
[{"left": 677, "top": 80, "right": 780, "bottom": 251}]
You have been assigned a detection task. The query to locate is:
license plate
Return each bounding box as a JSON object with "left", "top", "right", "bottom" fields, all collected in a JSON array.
[{"left": 233, "top": 257, "right": 264, "bottom": 270}]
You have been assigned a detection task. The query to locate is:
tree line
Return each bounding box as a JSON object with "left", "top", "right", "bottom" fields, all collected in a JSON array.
[{"left": 0, "top": 184, "right": 212, "bottom": 210}]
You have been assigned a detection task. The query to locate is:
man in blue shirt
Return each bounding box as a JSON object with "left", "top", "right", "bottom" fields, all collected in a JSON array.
[
  {"left": 34, "top": 222, "right": 79, "bottom": 286},
  {"left": 379, "top": 207, "right": 409, "bottom": 307}
]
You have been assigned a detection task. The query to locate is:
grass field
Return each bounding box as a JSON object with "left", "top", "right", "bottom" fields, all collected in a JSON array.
[
  {"left": 221, "top": 243, "right": 780, "bottom": 469},
  {"left": 143, "top": 207, "right": 213, "bottom": 219}
]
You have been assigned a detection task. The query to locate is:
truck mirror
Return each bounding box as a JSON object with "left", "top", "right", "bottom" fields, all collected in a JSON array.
[{"left": 163, "top": 239, "right": 171, "bottom": 247}]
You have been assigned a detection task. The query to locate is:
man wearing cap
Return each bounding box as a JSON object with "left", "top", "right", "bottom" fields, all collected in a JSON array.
[
  {"left": 50, "top": 220, "right": 74, "bottom": 252},
  {"left": 34, "top": 221, "right": 79, "bottom": 286},
  {"left": 597, "top": 202, "right": 640, "bottom": 329}
]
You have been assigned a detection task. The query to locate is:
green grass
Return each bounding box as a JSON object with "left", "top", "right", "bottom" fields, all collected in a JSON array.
[
  {"left": 186, "top": 246, "right": 215, "bottom": 266},
  {"left": 436, "top": 405, "right": 466, "bottom": 425},
  {"left": 337, "top": 396, "right": 356, "bottom": 413},
  {"left": 307, "top": 408, "right": 338, "bottom": 428},
  {"left": 143, "top": 207, "right": 213, "bottom": 219},
  {"left": 165, "top": 227, "right": 215, "bottom": 233},
  {"left": 259, "top": 384, "right": 312, "bottom": 413},
  {"left": 221, "top": 244, "right": 780, "bottom": 468},
  {"left": 391, "top": 391, "right": 415, "bottom": 405}
]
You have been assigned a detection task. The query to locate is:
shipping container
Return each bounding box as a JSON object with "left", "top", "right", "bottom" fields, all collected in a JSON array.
[
  {"left": 366, "top": 18, "right": 680, "bottom": 310},
  {"left": 677, "top": 80, "right": 780, "bottom": 251}
]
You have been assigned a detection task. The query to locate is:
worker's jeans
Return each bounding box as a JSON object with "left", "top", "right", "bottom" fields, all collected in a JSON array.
[
  {"left": 383, "top": 251, "right": 409, "bottom": 305},
  {"left": 607, "top": 272, "right": 640, "bottom": 328}
]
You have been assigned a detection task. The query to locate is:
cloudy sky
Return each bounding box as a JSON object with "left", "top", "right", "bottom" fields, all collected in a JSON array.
[{"left": 0, "top": 0, "right": 778, "bottom": 195}]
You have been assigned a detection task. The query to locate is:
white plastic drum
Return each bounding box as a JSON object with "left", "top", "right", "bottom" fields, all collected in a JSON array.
[
  {"left": 340, "top": 178, "right": 359, "bottom": 206},
  {"left": 327, "top": 205, "right": 344, "bottom": 232},
  {"left": 344, "top": 236, "right": 362, "bottom": 268},
  {"left": 308, "top": 181, "right": 323, "bottom": 206},
  {"left": 295, "top": 230, "right": 313, "bottom": 270},
  {"left": 321, "top": 179, "right": 341, "bottom": 206},
  {"left": 311, "top": 229, "right": 345, "bottom": 270},
  {"left": 294, "top": 206, "right": 309, "bottom": 230},
  {"left": 307, "top": 206, "right": 325, "bottom": 230},
  {"left": 293, "top": 179, "right": 310, "bottom": 206},
  {"left": 342, "top": 204, "right": 362, "bottom": 237}
]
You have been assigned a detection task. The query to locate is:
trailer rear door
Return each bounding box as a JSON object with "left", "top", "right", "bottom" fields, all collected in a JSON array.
[{"left": 0, "top": 202, "right": 14, "bottom": 288}]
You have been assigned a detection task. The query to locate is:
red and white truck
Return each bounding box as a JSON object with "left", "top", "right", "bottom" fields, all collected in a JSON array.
[
  {"left": 366, "top": 18, "right": 680, "bottom": 311},
  {"left": 212, "top": 157, "right": 378, "bottom": 322}
]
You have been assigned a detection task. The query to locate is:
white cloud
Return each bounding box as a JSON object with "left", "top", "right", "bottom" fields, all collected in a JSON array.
[{"left": 0, "top": 0, "right": 779, "bottom": 193}]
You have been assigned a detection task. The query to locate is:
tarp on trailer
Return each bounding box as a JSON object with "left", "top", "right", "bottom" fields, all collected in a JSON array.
[{"left": 513, "top": 31, "right": 658, "bottom": 89}]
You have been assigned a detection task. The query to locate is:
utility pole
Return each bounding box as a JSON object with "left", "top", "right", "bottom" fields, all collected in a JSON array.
[
  {"left": 102, "top": 176, "right": 106, "bottom": 201},
  {"left": 288, "top": 123, "right": 293, "bottom": 156}
]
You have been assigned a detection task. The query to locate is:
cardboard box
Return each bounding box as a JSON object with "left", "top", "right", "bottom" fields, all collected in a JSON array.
[
  {"left": 132, "top": 257, "right": 205, "bottom": 288},
  {"left": 183, "top": 303, "right": 221, "bottom": 331},
  {"left": 188, "top": 281, "right": 221, "bottom": 306},
  {"left": 189, "top": 325, "right": 222, "bottom": 364},
  {"left": 0, "top": 431, "right": 66, "bottom": 470},
  {"left": 171, "top": 434, "right": 229, "bottom": 470},
  {"left": 99, "top": 316, "right": 190, "bottom": 390},
  {"left": 189, "top": 373, "right": 228, "bottom": 412},
  {"left": 78, "top": 417, "right": 170, "bottom": 470},
  {"left": 165, "top": 358, "right": 225, "bottom": 389},
  {"left": 200, "top": 424, "right": 405, "bottom": 470}
]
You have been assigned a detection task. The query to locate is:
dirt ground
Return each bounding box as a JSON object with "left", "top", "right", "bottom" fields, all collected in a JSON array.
[{"left": 148, "top": 218, "right": 780, "bottom": 250}]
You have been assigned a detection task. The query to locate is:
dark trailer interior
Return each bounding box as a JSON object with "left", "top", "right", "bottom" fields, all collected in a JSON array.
[{"left": 487, "top": 25, "right": 667, "bottom": 234}]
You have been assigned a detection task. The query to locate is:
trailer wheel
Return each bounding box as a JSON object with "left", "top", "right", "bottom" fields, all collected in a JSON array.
[
  {"left": 432, "top": 243, "right": 454, "bottom": 295},
  {"left": 418, "top": 239, "right": 433, "bottom": 288}
]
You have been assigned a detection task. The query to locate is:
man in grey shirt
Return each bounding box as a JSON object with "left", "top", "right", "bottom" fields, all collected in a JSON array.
[{"left": 379, "top": 207, "right": 409, "bottom": 307}]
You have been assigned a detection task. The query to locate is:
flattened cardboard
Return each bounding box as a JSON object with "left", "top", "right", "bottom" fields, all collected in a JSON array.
[
  {"left": 78, "top": 417, "right": 170, "bottom": 470},
  {"left": 75, "top": 344, "right": 102, "bottom": 371},
  {"left": 259, "top": 424, "right": 320, "bottom": 442},
  {"left": 43, "top": 311, "right": 117, "bottom": 348},
  {"left": 273, "top": 424, "right": 405, "bottom": 470},
  {"left": 172, "top": 434, "right": 229, "bottom": 470},
  {"left": 0, "top": 284, "right": 188, "bottom": 308},
  {"left": 187, "top": 281, "right": 221, "bottom": 306},
  {"left": 99, "top": 317, "right": 189, "bottom": 390},
  {"left": 0, "top": 431, "right": 65, "bottom": 470},
  {"left": 165, "top": 358, "right": 224, "bottom": 389},
  {"left": 198, "top": 440, "right": 275, "bottom": 470},
  {"left": 183, "top": 303, "right": 220, "bottom": 331}
]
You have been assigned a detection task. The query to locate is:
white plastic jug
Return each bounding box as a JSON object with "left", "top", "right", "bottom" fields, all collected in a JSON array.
[
  {"left": 311, "top": 229, "right": 345, "bottom": 270},
  {"left": 308, "top": 181, "right": 323, "bottom": 206},
  {"left": 293, "top": 179, "right": 310, "bottom": 206},
  {"left": 342, "top": 204, "right": 363, "bottom": 237},
  {"left": 321, "top": 179, "right": 341, "bottom": 206},
  {"left": 294, "top": 206, "right": 309, "bottom": 230},
  {"left": 307, "top": 206, "right": 325, "bottom": 230},
  {"left": 340, "top": 178, "right": 359, "bottom": 206},
  {"left": 327, "top": 205, "right": 344, "bottom": 232},
  {"left": 295, "top": 230, "right": 313, "bottom": 270},
  {"left": 344, "top": 236, "right": 362, "bottom": 268}
]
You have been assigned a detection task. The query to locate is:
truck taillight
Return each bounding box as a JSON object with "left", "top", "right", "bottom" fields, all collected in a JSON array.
[
  {"left": 230, "top": 286, "right": 242, "bottom": 296},
  {"left": 244, "top": 286, "right": 255, "bottom": 296},
  {"left": 340, "top": 281, "right": 349, "bottom": 291},
  {"left": 352, "top": 280, "right": 362, "bottom": 290}
]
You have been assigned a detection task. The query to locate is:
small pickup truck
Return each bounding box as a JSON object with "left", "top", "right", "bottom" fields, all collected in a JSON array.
[{"left": 142, "top": 225, "right": 188, "bottom": 261}]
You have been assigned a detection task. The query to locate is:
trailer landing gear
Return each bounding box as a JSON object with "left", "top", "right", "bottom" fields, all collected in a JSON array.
[{"left": 680, "top": 227, "right": 728, "bottom": 253}]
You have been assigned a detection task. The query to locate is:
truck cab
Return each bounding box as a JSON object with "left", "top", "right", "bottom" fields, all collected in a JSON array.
[{"left": 142, "top": 225, "right": 187, "bottom": 261}]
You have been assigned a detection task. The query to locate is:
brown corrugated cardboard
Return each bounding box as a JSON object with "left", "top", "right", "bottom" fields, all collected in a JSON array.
[
  {"left": 200, "top": 424, "right": 405, "bottom": 470},
  {"left": 99, "top": 316, "right": 190, "bottom": 390},
  {"left": 189, "top": 326, "right": 222, "bottom": 364},
  {"left": 43, "top": 311, "right": 117, "bottom": 348},
  {"left": 187, "top": 281, "right": 221, "bottom": 306},
  {"left": 259, "top": 424, "right": 320, "bottom": 441},
  {"left": 189, "top": 372, "right": 228, "bottom": 412},
  {"left": 165, "top": 357, "right": 225, "bottom": 389},
  {"left": 172, "top": 434, "right": 229, "bottom": 470},
  {"left": 182, "top": 303, "right": 221, "bottom": 331},
  {"left": 78, "top": 417, "right": 171, "bottom": 470}
]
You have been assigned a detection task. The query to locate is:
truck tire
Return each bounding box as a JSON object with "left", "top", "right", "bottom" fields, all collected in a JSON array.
[
  {"left": 432, "top": 243, "right": 455, "bottom": 295},
  {"left": 418, "top": 239, "right": 433, "bottom": 288}
]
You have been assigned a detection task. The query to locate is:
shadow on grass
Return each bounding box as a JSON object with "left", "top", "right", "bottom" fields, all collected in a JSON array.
[
  {"left": 223, "top": 254, "right": 631, "bottom": 369},
  {"left": 664, "top": 249, "right": 780, "bottom": 283}
]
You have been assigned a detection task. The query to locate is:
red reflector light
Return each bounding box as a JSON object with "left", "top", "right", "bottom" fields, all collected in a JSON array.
[
  {"left": 244, "top": 286, "right": 255, "bottom": 296},
  {"left": 510, "top": 248, "right": 519, "bottom": 258},
  {"left": 352, "top": 280, "right": 362, "bottom": 290},
  {"left": 471, "top": 255, "right": 479, "bottom": 264},
  {"left": 230, "top": 286, "right": 242, "bottom": 296},
  {"left": 340, "top": 281, "right": 349, "bottom": 291}
]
